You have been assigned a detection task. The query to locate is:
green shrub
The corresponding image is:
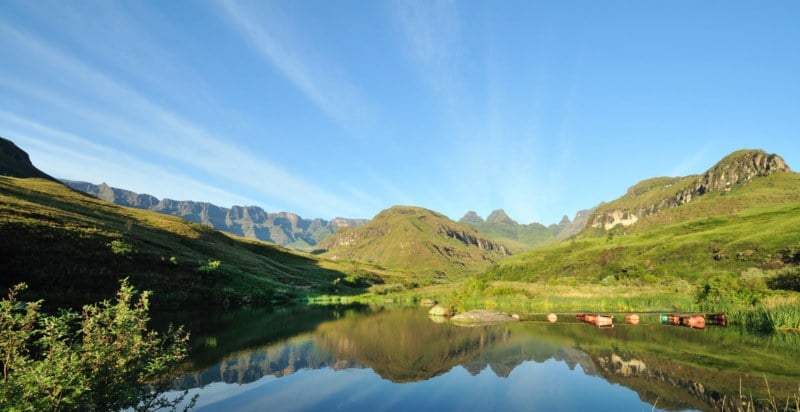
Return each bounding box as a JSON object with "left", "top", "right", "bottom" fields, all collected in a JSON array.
[
  {"left": 695, "top": 272, "right": 765, "bottom": 311},
  {"left": 600, "top": 275, "right": 616, "bottom": 286},
  {"left": 108, "top": 239, "right": 133, "bottom": 256},
  {"left": 196, "top": 259, "right": 221, "bottom": 273},
  {"left": 642, "top": 274, "right": 658, "bottom": 283},
  {"left": 0, "top": 281, "right": 195, "bottom": 411},
  {"left": 766, "top": 270, "right": 800, "bottom": 292}
]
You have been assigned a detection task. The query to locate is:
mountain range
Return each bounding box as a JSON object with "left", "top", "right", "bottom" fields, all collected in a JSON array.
[
  {"left": 60, "top": 180, "right": 368, "bottom": 250},
  {"left": 64, "top": 181, "right": 587, "bottom": 252},
  {"left": 457, "top": 208, "right": 591, "bottom": 250},
  {"left": 3, "top": 133, "right": 798, "bottom": 310}
]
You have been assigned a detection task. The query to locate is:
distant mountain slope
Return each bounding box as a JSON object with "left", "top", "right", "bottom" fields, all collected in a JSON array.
[
  {"left": 551, "top": 209, "right": 593, "bottom": 240},
  {"left": 314, "top": 206, "right": 511, "bottom": 280},
  {"left": 587, "top": 149, "right": 790, "bottom": 231},
  {"left": 457, "top": 208, "right": 592, "bottom": 250},
  {"left": 0, "top": 139, "right": 381, "bottom": 307},
  {"left": 0, "top": 136, "right": 56, "bottom": 180},
  {"left": 491, "top": 149, "right": 800, "bottom": 283},
  {"left": 61, "top": 180, "right": 367, "bottom": 250}
]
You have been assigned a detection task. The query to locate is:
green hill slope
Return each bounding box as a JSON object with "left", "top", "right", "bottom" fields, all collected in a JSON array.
[
  {"left": 457, "top": 209, "right": 555, "bottom": 251},
  {"left": 585, "top": 149, "right": 789, "bottom": 232},
  {"left": 0, "top": 136, "right": 392, "bottom": 306},
  {"left": 490, "top": 151, "right": 800, "bottom": 285},
  {"left": 0, "top": 175, "right": 384, "bottom": 307},
  {"left": 314, "top": 206, "right": 511, "bottom": 281}
]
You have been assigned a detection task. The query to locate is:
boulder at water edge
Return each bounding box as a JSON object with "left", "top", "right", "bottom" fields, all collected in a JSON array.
[
  {"left": 450, "top": 310, "right": 519, "bottom": 326},
  {"left": 428, "top": 305, "right": 454, "bottom": 317}
]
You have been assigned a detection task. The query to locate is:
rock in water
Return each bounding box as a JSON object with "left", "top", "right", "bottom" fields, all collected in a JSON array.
[
  {"left": 450, "top": 310, "right": 519, "bottom": 326},
  {"left": 428, "top": 305, "right": 454, "bottom": 317}
]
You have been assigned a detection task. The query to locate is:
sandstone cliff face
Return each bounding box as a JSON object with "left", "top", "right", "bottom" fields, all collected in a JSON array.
[
  {"left": 675, "top": 150, "right": 788, "bottom": 203},
  {"left": 590, "top": 150, "right": 790, "bottom": 230},
  {"left": 61, "top": 180, "right": 367, "bottom": 249},
  {"left": 439, "top": 227, "right": 510, "bottom": 255}
]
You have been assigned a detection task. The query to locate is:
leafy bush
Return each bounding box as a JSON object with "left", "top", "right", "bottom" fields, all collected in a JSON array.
[
  {"left": 196, "top": 259, "right": 221, "bottom": 273},
  {"left": 695, "top": 272, "right": 765, "bottom": 311},
  {"left": 766, "top": 270, "right": 800, "bottom": 292},
  {"left": 108, "top": 239, "right": 133, "bottom": 256},
  {"left": 0, "top": 280, "right": 194, "bottom": 411},
  {"left": 600, "top": 275, "right": 616, "bottom": 286}
]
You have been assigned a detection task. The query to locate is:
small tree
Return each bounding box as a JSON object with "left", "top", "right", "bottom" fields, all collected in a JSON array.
[{"left": 0, "top": 280, "right": 196, "bottom": 411}]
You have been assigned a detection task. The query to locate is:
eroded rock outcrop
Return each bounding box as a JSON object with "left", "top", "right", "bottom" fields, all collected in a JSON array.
[{"left": 590, "top": 150, "right": 790, "bottom": 230}]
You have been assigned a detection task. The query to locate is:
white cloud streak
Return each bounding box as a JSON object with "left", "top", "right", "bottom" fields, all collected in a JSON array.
[
  {"left": 0, "top": 20, "right": 364, "bottom": 216},
  {"left": 0, "top": 110, "right": 259, "bottom": 207}
]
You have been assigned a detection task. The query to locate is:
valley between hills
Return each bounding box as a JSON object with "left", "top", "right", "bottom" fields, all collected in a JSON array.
[{"left": 1, "top": 136, "right": 799, "bottom": 332}]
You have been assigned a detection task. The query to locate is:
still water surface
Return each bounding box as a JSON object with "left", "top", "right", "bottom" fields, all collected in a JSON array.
[{"left": 158, "top": 305, "right": 800, "bottom": 411}]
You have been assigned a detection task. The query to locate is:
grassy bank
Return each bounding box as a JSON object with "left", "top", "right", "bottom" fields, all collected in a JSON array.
[{"left": 341, "top": 278, "right": 800, "bottom": 333}]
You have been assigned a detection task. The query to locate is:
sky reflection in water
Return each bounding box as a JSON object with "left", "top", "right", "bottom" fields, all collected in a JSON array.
[
  {"left": 159, "top": 306, "right": 799, "bottom": 412},
  {"left": 182, "top": 359, "right": 665, "bottom": 412}
]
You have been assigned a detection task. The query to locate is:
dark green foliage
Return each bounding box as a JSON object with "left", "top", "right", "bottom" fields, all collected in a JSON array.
[
  {"left": 735, "top": 309, "right": 775, "bottom": 334},
  {"left": 767, "top": 270, "right": 800, "bottom": 292},
  {"left": 0, "top": 281, "right": 195, "bottom": 411},
  {"left": 695, "top": 272, "right": 765, "bottom": 311}
]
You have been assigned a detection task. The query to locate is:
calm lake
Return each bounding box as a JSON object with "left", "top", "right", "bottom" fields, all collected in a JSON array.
[{"left": 157, "top": 305, "right": 800, "bottom": 411}]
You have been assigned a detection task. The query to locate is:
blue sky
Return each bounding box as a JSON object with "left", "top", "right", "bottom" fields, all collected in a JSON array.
[{"left": 1, "top": 1, "right": 798, "bottom": 225}]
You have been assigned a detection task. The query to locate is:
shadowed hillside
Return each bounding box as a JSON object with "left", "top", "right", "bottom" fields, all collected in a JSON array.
[{"left": 0, "top": 138, "right": 383, "bottom": 307}]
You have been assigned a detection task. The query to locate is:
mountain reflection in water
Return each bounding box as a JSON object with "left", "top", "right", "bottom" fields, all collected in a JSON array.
[{"left": 167, "top": 306, "right": 800, "bottom": 412}]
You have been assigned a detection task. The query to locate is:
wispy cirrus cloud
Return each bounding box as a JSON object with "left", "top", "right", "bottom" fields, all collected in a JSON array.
[
  {"left": 392, "top": 0, "right": 462, "bottom": 104},
  {"left": 0, "top": 19, "right": 366, "bottom": 216},
  {"left": 216, "top": 0, "right": 373, "bottom": 131},
  {"left": 0, "top": 110, "right": 260, "bottom": 207}
]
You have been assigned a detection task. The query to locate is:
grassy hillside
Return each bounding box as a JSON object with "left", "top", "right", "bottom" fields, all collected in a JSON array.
[
  {"left": 458, "top": 210, "right": 560, "bottom": 251},
  {"left": 586, "top": 149, "right": 789, "bottom": 231},
  {"left": 491, "top": 171, "right": 800, "bottom": 284},
  {"left": 0, "top": 176, "right": 383, "bottom": 307},
  {"left": 466, "top": 221, "right": 555, "bottom": 252},
  {"left": 315, "top": 206, "right": 511, "bottom": 283}
]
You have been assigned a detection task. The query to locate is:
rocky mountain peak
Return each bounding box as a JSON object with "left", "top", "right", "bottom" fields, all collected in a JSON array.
[
  {"left": 486, "top": 209, "right": 518, "bottom": 225},
  {"left": 458, "top": 211, "right": 484, "bottom": 225},
  {"left": 681, "top": 150, "right": 789, "bottom": 202},
  {"left": 589, "top": 149, "right": 791, "bottom": 230}
]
